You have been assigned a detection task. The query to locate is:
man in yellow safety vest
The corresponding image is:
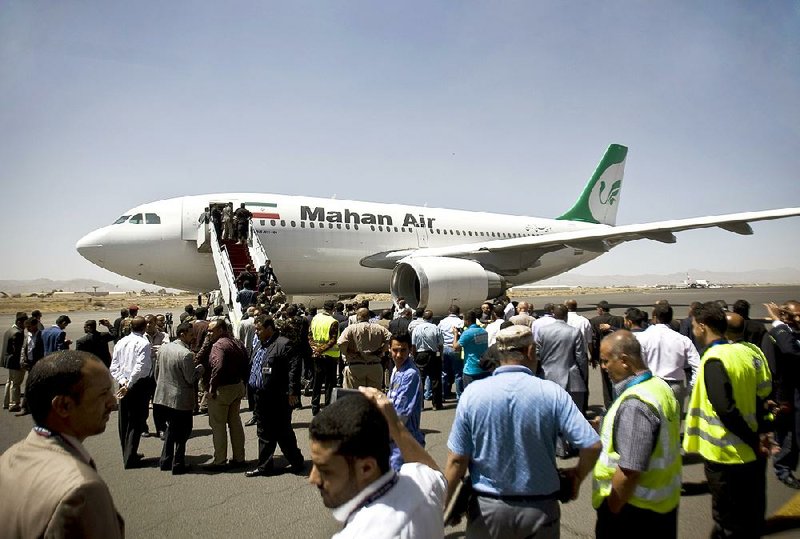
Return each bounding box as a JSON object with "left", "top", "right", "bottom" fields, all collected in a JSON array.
[{"left": 683, "top": 301, "right": 772, "bottom": 538}]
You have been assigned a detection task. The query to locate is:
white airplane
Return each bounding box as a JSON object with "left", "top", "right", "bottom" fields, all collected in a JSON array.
[{"left": 76, "top": 144, "right": 800, "bottom": 313}]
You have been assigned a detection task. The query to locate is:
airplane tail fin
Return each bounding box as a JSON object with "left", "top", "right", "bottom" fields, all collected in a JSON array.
[{"left": 556, "top": 144, "right": 628, "bottom": 225}]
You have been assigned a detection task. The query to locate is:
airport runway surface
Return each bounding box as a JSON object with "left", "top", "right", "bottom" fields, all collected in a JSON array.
[{"left": 1, "top": 286, "right": 799, "bottom": 538}]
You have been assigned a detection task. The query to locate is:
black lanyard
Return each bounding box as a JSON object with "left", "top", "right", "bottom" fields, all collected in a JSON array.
[{"left": 345, "top": 472, "right": 400, "bottom": 525}]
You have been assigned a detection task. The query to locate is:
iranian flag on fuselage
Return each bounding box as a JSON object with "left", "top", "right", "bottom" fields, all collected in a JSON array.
[{"left": 245, "top": 202, "right": 280, "bottom": 220}]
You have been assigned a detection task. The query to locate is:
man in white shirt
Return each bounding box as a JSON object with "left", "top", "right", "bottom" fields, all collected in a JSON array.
[
  {"left": 485, "top": 305, "right": 506, "bottom": 347},
  {"left": 635, "top": 304, "right": 700, "bottom": 409},
  {"left": 110, "top": 316, "right": 152, "bottom": 468},
  {"left": 309, "top": 387, "right": 446, "bottom": 539},
  {"left": 565, "top": 299, "right": 593, "bottom": 361}
]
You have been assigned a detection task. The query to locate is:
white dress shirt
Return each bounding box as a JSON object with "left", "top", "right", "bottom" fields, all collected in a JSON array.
[
  {"left": 635, "top": 323, "right": 700, "bottom": 384},
  {"left": 332, "top": 463, "right": 446, "bottom": 539},
  {"left": 110, "top": 332, "right": 152, "bottom": 387},
  {"left": 485, "top": 319, "right": 505, "bottom": 347},
  {"left": 567, "top": 312, "right": 593, "bottom": 359}
]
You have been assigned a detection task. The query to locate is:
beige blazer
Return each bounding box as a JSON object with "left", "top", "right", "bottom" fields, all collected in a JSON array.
[{"left": 0, "top": 430, "right": 124, "bottom": 538}]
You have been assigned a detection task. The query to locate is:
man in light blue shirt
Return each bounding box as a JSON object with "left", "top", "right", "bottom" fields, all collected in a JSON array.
[
  {"left": 437, "top": 305, "right": 464, "bottom": 399},
  {"left": 387, "top": 333, "right": 424, "bottom": 471},
  {"left": 411, "top": 310, "right": 445, "bottom": 410},
  {"left": 445, "top": 325, "right": 601, "bottom": 538}
]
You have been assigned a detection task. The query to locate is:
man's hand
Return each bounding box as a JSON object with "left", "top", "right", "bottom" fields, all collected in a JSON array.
[
  {"left": 288, "top": 394, "right": 299, "bottom": 407},
  {"left": 115, "top": 385, "right": 128, "bottom": 399},
  {"left": 764, "top": 302, "right": 785, "bottom": 322},
  {"left": 359, "top": 386, "right": 401, "bottom": 428},
  {"left": 560, "top": 467, "right": 582, "bottom": 501}
]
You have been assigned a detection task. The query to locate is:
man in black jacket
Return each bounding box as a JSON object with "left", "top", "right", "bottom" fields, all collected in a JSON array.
[
  {"left": 245, "top": 315, "right": 304, "bottom": 477},
  {"left": 2, "top": 312, "right": 28, "bottom": 412},
  {"left": 76, "top": 320, "right": 116, "bottom": 367},
  {"left": 763, "top": 300, "right": 800, "bottom": 488}
]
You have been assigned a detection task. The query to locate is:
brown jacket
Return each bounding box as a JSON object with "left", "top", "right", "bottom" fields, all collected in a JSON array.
[{"left": 0, "top": 430, "right": 125, "bottom": 538}]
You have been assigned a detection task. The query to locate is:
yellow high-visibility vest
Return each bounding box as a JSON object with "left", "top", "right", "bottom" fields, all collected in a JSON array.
[
  {"left": 682, "top": 342, "right": 771, "bottom": 464},
  {"left": 592, "top": 376, "right": 682, "bottom": 513},
  {"left": 311, "top": 313, "right": 340, "bottom": 358}
]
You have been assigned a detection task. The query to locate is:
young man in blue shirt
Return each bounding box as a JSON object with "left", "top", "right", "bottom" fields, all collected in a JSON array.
[
  {"left": 453, "top": 309, "right": 489, "bottom": 387},
  {"left": 387, "top": 332, "right": 424, "bottom": 471}
]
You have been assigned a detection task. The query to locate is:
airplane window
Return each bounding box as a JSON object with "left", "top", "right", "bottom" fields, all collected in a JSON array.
[
  {"left": 312, "top": 222, "right": 317, "bottom": 228},
  {"left": 491, "top": 232, "right": 496, "bottom": 237},
  {"left": 269, "top": 220, "right": 275, "bottom": 226},
  {"left": 345, "top": 224, "right": 350, "bottom": 230},
  {"left": 456, "top": 230, "right": 461, "bottom": 236},
  {"left": 129, "top": 213, "right": 143, "bottom": 224},
  {"left": 280, "top": 220, "right": 286, "bottom": 227},
  {"left": 429, "top": 229, "right": 434, "bottom": 234},
  {"left": 113, "top": 215, "right": 130, "bottom": 224},
  {"left": 291, "top": 221, "right": 296, "bottom": 227},
  {"left": 401, "top": 227, "right": 406, "bottom": 233},
  {"left": 436, "top": 229, "right": 440, "bottom": 234},
  {"left": 301, "top": 222, "right": 306, "bottom": 228},
  {"left": 145, "top": 213, "right": 161, "bottom": 224},
  {"left": 443, "top": 230, "right": 448, "bottom": 235},
  {"left": 354, "top": 224, "right": 359, "bottom": 230},
  {"left": 371, "top": 225, "right": 375, "bottom": 231},
  {"left": 336, "top": 224, "right": 341, "bottom": 230},
  {"left": 378, "top": 226, "right": 383, "bottom": 232},
  {"left": 468, "top": 231, "right": 473, "bottom": 237},
  {"left": 450, "top": 230, "right": 454, "bottom": 235}
]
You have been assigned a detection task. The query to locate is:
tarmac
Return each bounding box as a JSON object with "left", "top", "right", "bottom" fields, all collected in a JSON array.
[{"left": 1, "top": 285, "right": 800, "bottom": 538}]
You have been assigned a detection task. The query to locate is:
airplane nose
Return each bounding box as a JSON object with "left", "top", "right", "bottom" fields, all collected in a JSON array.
[{"left": 76, "top": 229, "right": 106, "bottom": 262}]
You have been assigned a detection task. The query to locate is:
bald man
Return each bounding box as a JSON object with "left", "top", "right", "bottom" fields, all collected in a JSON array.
[
  {"left": 337, "top": 308, "right": 391, "bottom": 389},
  {"left": 594, "top": 330, "right": 681, "bottom": 538}
]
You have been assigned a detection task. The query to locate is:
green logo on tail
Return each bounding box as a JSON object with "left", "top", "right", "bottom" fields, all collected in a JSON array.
[{"left": 598, "top": 180, "right": 622, "bottom": 206}]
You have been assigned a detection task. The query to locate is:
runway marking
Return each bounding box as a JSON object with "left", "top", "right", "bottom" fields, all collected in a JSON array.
[{"left": 770, "top": 492, "right": 800, "bottom": 518}]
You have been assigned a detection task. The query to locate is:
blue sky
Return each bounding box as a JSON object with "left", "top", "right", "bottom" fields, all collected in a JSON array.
[{"left": 1, "top": 2, "right": 798, "bottom": 287}]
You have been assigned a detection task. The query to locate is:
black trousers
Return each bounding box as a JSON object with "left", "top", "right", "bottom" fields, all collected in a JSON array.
[
  {"left": 774, "top": 387, "right": 800, "bottom": 478},
  {"left": 414, "top": 351, "right": 442, "bottom": 408},
  {"left": 255, "top": 393, "right": 302, "bottom": 470},
  {"left": 311, "top": 355, "right": 338, "bottom": 411},
  {"left": 118, "top": 381, "right": 149, "bottom": 468},
  {"left": 595, "top": 499, "right": 677, "bottom": 539},
  {"left": 705, "top": 458, "right": 766, "bottom": 538},
  {"left": 159, "top": 408, "right": 193, "bottom": 469}
]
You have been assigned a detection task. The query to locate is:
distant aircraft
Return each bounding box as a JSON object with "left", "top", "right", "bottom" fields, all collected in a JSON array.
[{"left": 76, "top": 144, "right": 800, "bottom": 312}]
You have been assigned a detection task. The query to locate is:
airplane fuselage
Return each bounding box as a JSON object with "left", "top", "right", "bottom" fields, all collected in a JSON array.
[{"left": 76, "top": 193, "right": 603, "bottom": 293}]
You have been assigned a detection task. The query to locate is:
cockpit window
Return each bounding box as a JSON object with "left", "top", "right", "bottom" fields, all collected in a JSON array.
[
  {"left": 128, "top": 213, "right": 144, "bottom": 224},
  {"left": 145, "top": 213, "right": 161, "bottom": 224},
  {"left": 113, "top": 215, "right": 130, "bottom": 224}
]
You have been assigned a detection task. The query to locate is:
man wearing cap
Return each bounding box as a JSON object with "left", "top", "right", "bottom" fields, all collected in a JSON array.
[{"left": 445, "top": 325, "right": 601, "bottom": 537}]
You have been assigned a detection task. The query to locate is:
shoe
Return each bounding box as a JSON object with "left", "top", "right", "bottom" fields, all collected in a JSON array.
[
  {"left": 778, "top": 474, "right": 800, "bottom": 489},
  {"left": 289, "top": 458, "right": 305, "bottom": 475},
  {"left": 229, "top": 459, "right": 248, "bottom": 469},
  {"left": 432, "top": 404, "right": 444, "bottom": 410},
  {"left": 244, "top": 467, "right": 275, "bottom": 478},
  {"left": 244, "top": 417, "right": 257, "bottom": 427},
  {"left": 8, "top": 405, "right": 21, "bottom": 413},
  {"left": 202, "top": 461, "right": 228, "bottom": 471},
  {"left": 172, "top": 464, "right": 188, "bottom": 475},
  {"left": 14, "top": 408, "right": 30, "bottom": 416}
]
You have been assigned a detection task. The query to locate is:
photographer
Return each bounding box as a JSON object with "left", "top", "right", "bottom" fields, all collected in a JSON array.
[{"left": 76, "top": 319, "right": 115, "bottom": 367}]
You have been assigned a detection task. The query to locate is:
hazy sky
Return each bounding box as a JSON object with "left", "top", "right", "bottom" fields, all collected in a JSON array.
[{"left": 1, "top": 2, "right": 798, "bottom": 288}]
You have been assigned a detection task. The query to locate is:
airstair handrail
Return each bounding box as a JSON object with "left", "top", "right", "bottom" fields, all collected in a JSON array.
[{"left": 208, "top": 223, "right": 243, "bottom": 331}]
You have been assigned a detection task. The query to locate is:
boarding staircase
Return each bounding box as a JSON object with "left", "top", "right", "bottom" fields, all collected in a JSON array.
[{"left": 198, "top": 220, "right": 270, "bottom": 333}]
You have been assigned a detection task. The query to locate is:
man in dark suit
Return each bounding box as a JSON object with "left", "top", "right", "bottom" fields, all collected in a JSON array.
[
  {"left": 41, "top": 315, "right": 72, "bottom": 355},
  {"left": 3, "top": 312, "right": 28, "bottom": 412},
  {"left": 154, "top": 322, "right": 203, "bottom": 474},
  {"left": 16, "top": 317, "right": 45, "bottom": 416},
  {"left": 590, "top": 301, "right": 625, "bottom": 409},
  {"left": 76, "top": 319, "right": 116, "bottom": 367},
  {"left": 0, "top": 351, "right": 124, "bottom": 538},
  {"left": 245, "top": 315, "right": 304, "bottom": 477}
]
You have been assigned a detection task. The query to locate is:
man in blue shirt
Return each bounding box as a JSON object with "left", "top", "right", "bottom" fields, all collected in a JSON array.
[
  {"left": 410, "top": 310, "right": 444, "bottom": 410},
  {"left": 445, "top": 325, "right": 601, "bottom": 538},
  {"left": 453, "top": 309, "right": 489, "bottom": 387},
  {"left": 41, "top": 315, "right": 72, "bottom": 355},
  {"left": 387, "top": 333, "right": 424, "bottom": 471},
  {"left": 437, "top": 305, "right": 464, "bottom": 399}
]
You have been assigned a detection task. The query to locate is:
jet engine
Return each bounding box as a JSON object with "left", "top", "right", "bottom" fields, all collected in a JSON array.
[{"left": 390, "top": 257, "right": 508, "bottom": 313}]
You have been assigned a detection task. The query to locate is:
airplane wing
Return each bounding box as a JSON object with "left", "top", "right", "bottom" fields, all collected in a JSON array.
[{"left": 361, "top": 207, "right": 800, "bottom": 275}]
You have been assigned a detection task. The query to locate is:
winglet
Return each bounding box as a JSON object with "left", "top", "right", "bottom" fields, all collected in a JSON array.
[{"left": 556, "top": 144, "right": 628, "bottom": 225}]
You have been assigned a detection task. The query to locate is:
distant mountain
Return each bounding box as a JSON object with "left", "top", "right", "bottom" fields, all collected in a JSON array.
[
  {"left": 0, "top": 279, "right": 175, "bottom": 295},
  {"left": 536, "top": 267, "right": 800, "bottom": 288}
]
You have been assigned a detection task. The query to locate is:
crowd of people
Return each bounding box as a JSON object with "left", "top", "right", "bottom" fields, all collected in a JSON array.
[{"left": 1, "top": 292, "right": 799, "bottom": 538}]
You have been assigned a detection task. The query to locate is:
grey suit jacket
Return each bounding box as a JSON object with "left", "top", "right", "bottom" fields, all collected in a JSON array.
[
  {"left": 0, "top": 430, "right": 124, "bottom": 538},
  {"left": 535, "top": 320, "right": 587, "bottom": 393},
  {"left": 154, "top": 339, "right": 199, "bottom": 411}
]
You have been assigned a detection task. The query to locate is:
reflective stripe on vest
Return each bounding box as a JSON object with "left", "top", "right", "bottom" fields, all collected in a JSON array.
[
  {"left": 592, "top": 376, "right": 682, "bottom": 514},
  {"left": 681, "top": 342, "right": 770, "bottom": 464},
  {"left": 311, "top": 313, "right": 340, "bottom": 357}
]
